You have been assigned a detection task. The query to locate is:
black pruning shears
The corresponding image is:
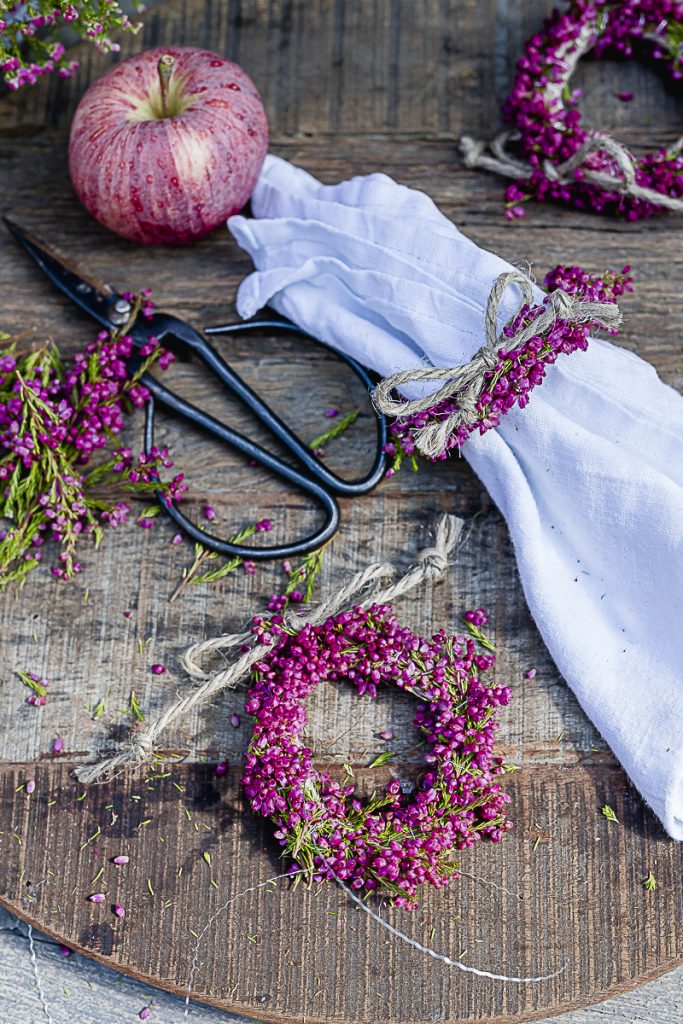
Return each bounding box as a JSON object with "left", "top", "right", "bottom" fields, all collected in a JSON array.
[{"left": 4, "top": 218, "right": 387, "bottom": 560}]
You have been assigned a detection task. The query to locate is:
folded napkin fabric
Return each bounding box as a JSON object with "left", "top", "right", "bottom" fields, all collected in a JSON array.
[{"left": 229, "top": 155, "right": 683, "bottom": 839}]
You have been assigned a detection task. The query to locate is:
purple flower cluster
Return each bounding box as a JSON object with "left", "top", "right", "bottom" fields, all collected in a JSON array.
[
  {"left": 0, "top": 1, "right": 143, "bottom": 89},
  {"left": 503, "top": 1, "right": 683, "bottom": 219},
  {"left": 384, "top": 264, "right": 632, "bottom": 471},
  {"left": 243, "top": 604, "right": 512, "bottom": 908},
  {"left": 0, "top": 301, "right": 186, "bottom": 584}
]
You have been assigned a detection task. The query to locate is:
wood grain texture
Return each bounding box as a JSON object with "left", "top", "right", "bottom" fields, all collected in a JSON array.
[{"left": 0, "top": 1, "right": 682, "bottom": 1022}]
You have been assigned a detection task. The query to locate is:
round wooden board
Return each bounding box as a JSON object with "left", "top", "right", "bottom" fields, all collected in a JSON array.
[
  {"left": 2, "top": 0, "right": 683, "bottom": 1020},
  {"left": 1, "top": 760, "right": 681, "bottom": 1024}
]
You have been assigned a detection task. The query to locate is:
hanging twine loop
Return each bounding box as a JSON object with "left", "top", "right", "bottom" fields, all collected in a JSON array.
[
  {"left": 371, "top": 269, "right": 621, "bottom": 460},
  {"left": 461, "top": 129, "right": 683, "bottom": 212},
  {"left": 74, "top": 515, "right": 463, "bottom": 785}
]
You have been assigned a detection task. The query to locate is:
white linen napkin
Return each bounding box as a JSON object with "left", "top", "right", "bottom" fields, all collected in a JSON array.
[{"left": 229, "top": 154, "right": 683, "bottom": 839}]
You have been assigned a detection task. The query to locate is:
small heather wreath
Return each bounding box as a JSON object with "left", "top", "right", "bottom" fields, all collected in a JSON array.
[
  {"left": 463, "top": 0, "right": 683, "bottom": 219},
  {"left": 243, "top": 604, "right": 512, "bottom": 909}
]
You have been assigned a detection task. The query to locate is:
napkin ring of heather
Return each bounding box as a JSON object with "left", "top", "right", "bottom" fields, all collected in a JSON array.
[
  {"left": 461, "top": 0, "right": 683, "bottom": 220},
  {"left": 244, "top": 603, "right": 512, "bottom": 909},
  {"left": 375, "top": 263, "right": 632, "bottom": 469}
]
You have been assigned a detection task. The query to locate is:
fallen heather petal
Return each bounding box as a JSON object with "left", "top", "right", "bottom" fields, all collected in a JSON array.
[
  {"left": 52, "top": 736, "right": 64, "bottom": 754},
  {"left": 524, "top": 668, "right": 537, "bottom": 680},
  {"left": 87, "top": 893, "right": 105, "bottom": 903},
  {"left": 58, "top": 945, "right": 72, "bottom": 957},
  {"left": 150, "top": 663, "right": 166, "bottom": 675},
  {"left": 215, "top": 760, "right": 229, "bottom": 776},
  {"left": 378, "top": 730, "right": 394, "bottom": 741},
  {"left": 230, "top": 713, "right": 241, "bottom": 729},
  {"left": 112, "top": 855, "right": 129, "bottom": 865},
  {"left": 25, "top": 779, "right": 36, "bottom": 794},
  {"left": 113, "top": 903, "right": 125, "bottom": 918},
  {"left": 139, "top": 1008, "right": 151, "bottom": 1021}
]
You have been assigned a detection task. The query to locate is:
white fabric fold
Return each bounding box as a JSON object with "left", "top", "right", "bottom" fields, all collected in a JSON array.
[{"left": 229, "top": 154, "right": 683, "bottom": 839}]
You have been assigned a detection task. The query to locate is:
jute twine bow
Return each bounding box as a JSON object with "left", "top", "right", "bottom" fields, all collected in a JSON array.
[
  {"left": 371, "top": 269, "right": 622, "bottom": 460},
  {"left": 75, "top": 515, "right": 463, "bottom": 784},
  {"left": 460, "top": 129, "right": 683, "bottom": 213}
]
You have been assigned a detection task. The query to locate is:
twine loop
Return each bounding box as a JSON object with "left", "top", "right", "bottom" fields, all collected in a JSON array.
[
  {"left": 74, "top": 515, "right": 463, "bottom": 784},
  {"left": 460, "top": 127, "right": 683, "bottom": 213},
  {"left": 372, "top": 269, "right": 621, "bottom": 460}
]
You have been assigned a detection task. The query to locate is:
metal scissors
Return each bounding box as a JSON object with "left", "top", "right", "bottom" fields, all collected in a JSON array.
[{"left": 4, "top": 218, "right": 387, "bottom": 560}]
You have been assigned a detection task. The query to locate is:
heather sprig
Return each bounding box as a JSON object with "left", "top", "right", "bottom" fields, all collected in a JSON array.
[
  {"left": 0, "top": 300, "right": 185, "bottom": 587},
  {"left": 309, "top": 408, "right": 360, "bottom": 453},
  {"left": 0, "top": 1, "right": 144, "bottom": 90},
  {"left": 502, "top": 1, "right": 683, "bottom": 219},
  {"left": 243, "top": 605, "right": 512, "bottom": 908},
  {"left": 384, "top": 264, "right": 633, "bottom": 472},
  {"left": 168, "top": 518, "right": 275, "bottom": 601}
]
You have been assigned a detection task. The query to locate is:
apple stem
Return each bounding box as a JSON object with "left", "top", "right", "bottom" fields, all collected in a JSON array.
[{"left": 158, "top": 54, "right": 175, "bottom": 118}]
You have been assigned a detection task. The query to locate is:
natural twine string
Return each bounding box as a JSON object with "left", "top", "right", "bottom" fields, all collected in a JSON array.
[
  {"left": 74, "top": 514, "right": 463, "bottom": 785},
  {"left": 371, "top": 268, "right": 622, "bottom": 459},
  {"left": 460, "top": 128, "right": 683, "bottom": 213}
]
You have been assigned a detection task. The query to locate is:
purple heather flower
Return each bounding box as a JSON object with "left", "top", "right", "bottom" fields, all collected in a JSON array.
[
  {"left": 87, "top": 893, "right": 105, "bottom": 903},
  {"left": 150, "top": 663, "right": 166, "bottom": 676},
  {"left": 204, "top": 504, "right": 216, "bottom": 522},
  {"left": 230, "top": 713, "right": 241, "bottom": 729},
  {"left": 25, "top": 779, "right": 36, "bottom": 794},
  {"left": 113, "top": 903, "right": 125, "bottom": 918},
  {"left": 112, "top": 855, "right": 129, "bottom": 865},
  {"left": 52, "top": 736, "right": 64, "bottom": 754},
  {"left": 324, "top": 407, "right": 339, "bottom": 418},
  {"left": 215, "top": 760, "right": 229, "bottom": 776}
]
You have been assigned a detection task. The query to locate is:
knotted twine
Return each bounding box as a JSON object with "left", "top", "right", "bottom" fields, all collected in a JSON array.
[
  {"left": 75, "top": 514, "right": 463, "bottom": 784},
  {"left": 460, "top": 129, "right": 683, "bottom": 213},
  {"left": 371, "top": 268, "right": 622, "bottom": 460}
]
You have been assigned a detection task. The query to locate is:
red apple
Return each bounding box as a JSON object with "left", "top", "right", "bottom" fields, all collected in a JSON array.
[{"left": 68, "top": 46, "right": 268, "bottom": 245}]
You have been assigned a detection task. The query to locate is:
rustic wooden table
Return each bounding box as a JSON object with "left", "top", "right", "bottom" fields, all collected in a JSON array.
[{"left": 1, "top": 3, "right": 682, "bottom": 1023}]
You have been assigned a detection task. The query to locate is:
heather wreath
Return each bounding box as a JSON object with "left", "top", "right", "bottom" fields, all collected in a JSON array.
[
  {"left": 0, "top": 1, "right": 143, "bottom": 90},
  {"left": 502, "top": 0, "right": 683, "bottom": 219},
  {"left": 243, "top": 604, "right": 513, "bottom": 908}
]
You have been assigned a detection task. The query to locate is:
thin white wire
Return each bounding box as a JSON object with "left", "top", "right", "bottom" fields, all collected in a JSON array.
[{"left": 26, "top": 923, "right": 57, "bottom": 1024}]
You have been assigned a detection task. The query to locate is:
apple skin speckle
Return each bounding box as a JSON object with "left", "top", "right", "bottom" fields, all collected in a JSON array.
[{"left": 68, "top": 46, "right": 269, "bottom": 245}]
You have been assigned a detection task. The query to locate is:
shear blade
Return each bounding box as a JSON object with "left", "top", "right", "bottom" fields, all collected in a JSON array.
[{"left": 3, "top": 217, "right": 128, "bottom": 330}]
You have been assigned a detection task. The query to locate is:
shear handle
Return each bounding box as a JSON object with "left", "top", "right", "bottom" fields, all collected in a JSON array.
[
  {"left": 141, "top": 374, "right": 340, "bottom": 560},
  {"left": 140, "top": 314, "right": 386, "bottom": 497}
]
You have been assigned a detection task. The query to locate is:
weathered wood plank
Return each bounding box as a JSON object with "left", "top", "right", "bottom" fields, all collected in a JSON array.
[{"left": 1, "top": 761, "right": 681, "bottom": 1024}]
